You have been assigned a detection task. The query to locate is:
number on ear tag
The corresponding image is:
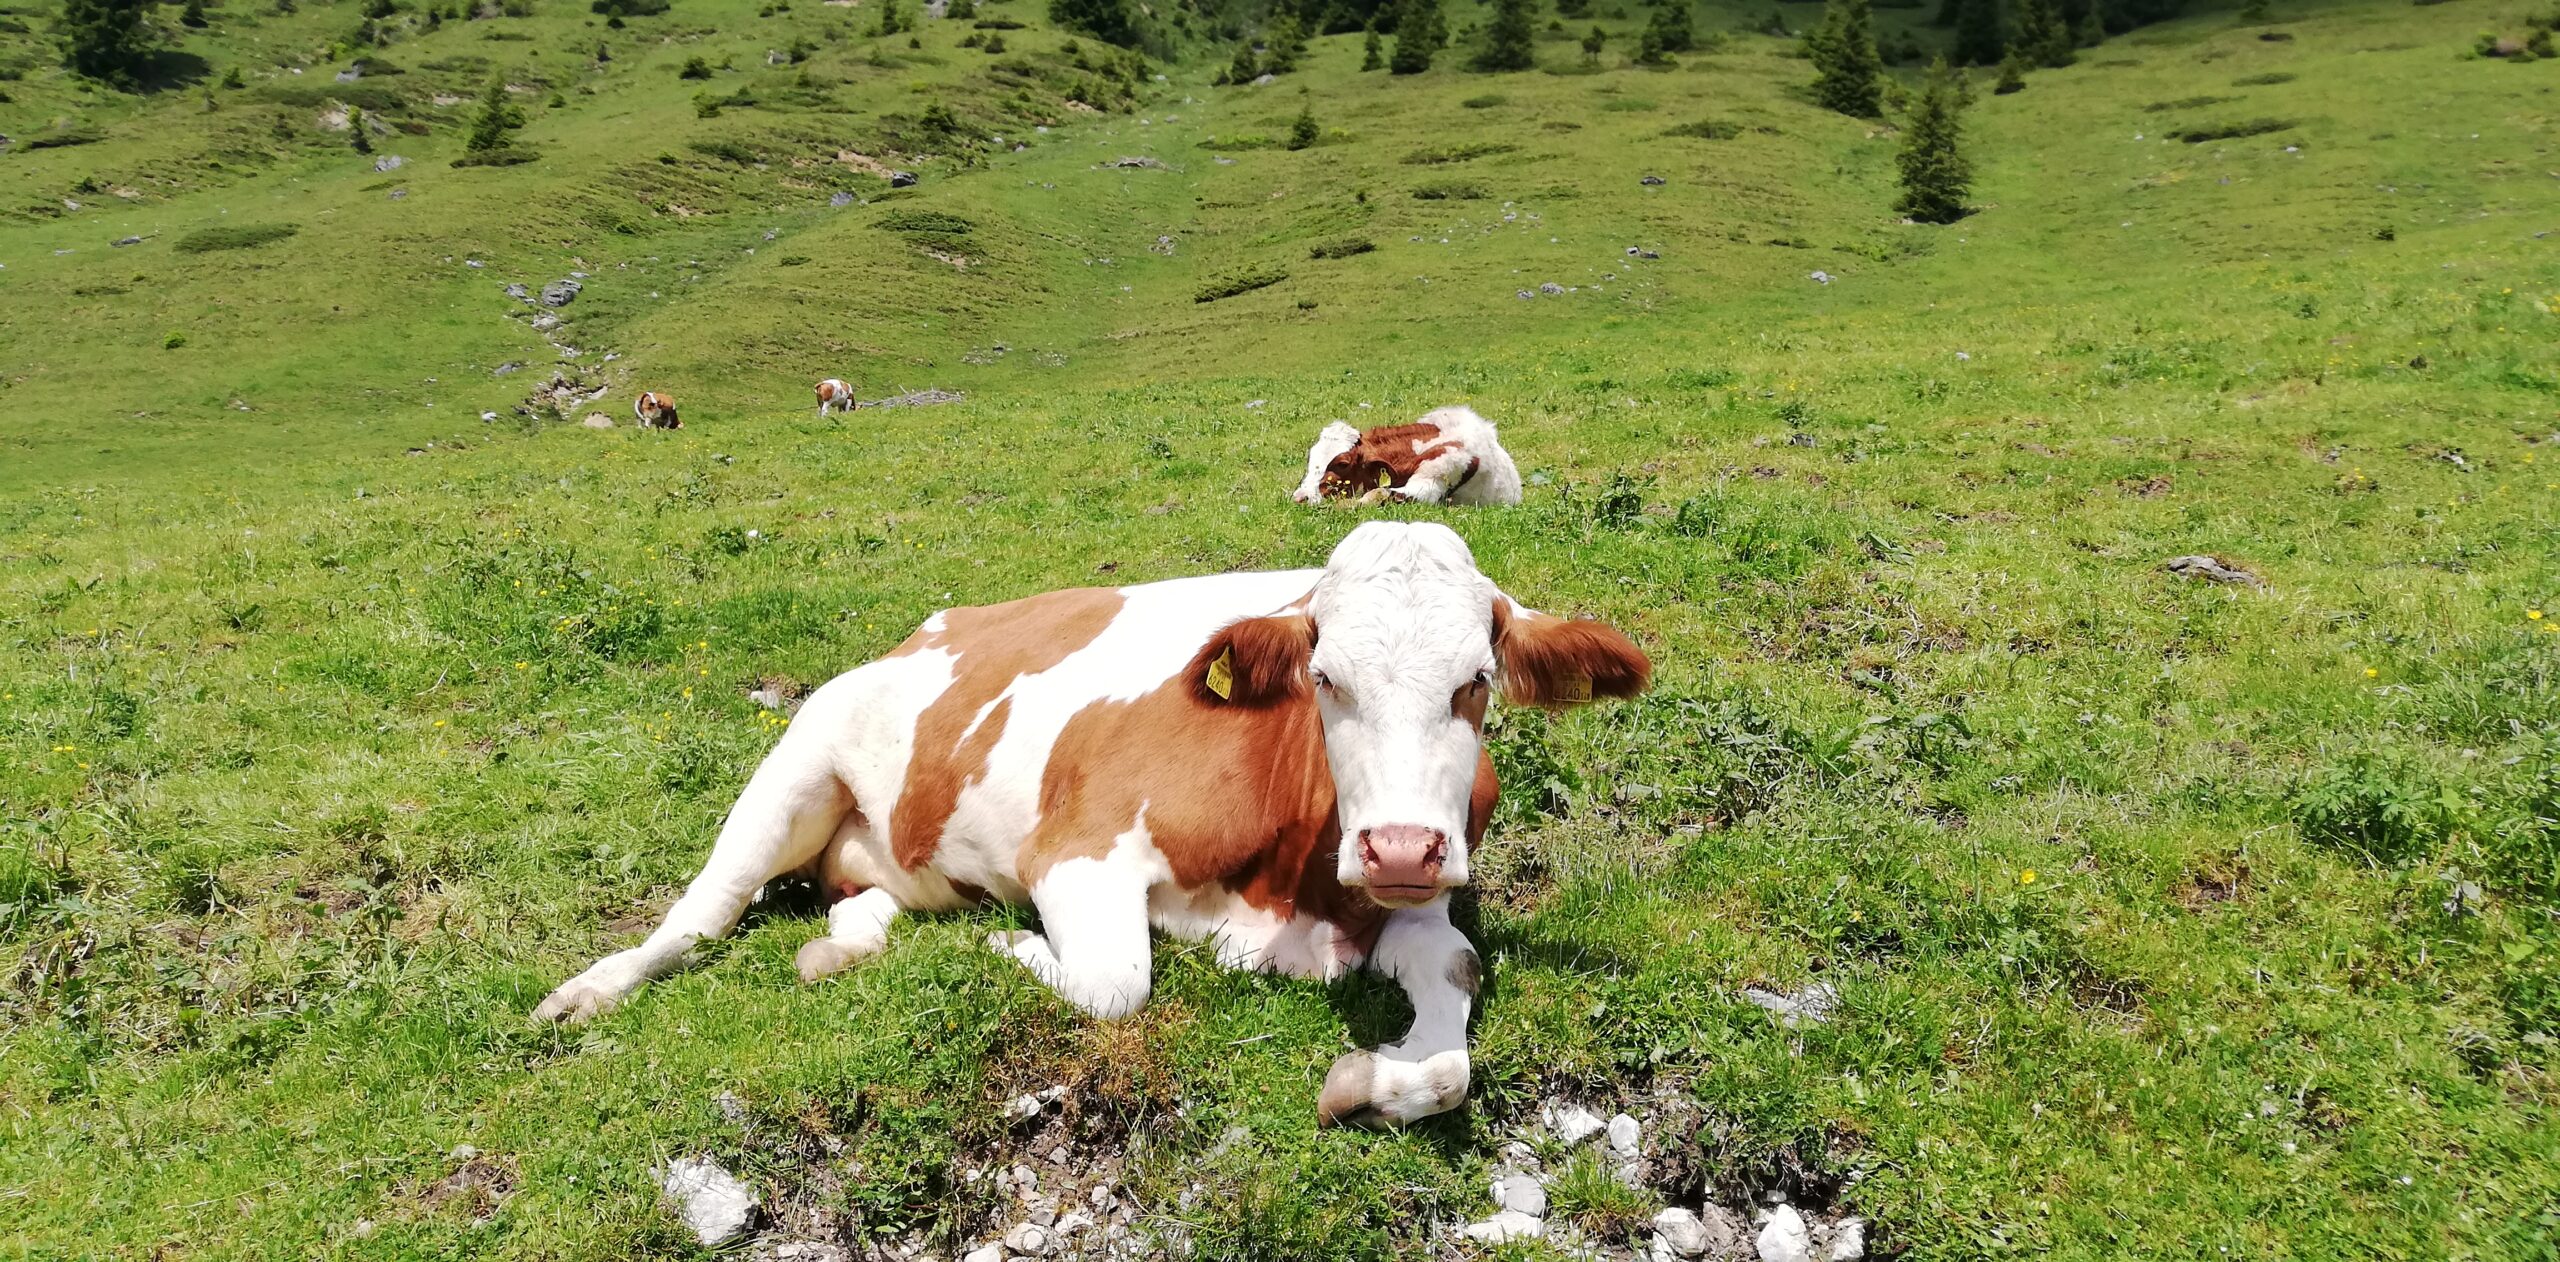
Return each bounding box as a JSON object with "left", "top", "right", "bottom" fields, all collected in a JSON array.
[
  {"left": 1556, "top": 672, "right": 1592, "bottom": 703},
  {"left": 1206, "top": 646, "right": 1235, "bottom": 700}
]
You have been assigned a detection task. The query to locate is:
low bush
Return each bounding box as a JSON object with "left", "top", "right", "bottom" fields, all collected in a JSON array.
[
  {"left": 24, "top": 127, "right": 106, "bottom": 150},
  {"left": 2291, "top": 750, "right": 2457, "bottom": 867},
  {"left": 1401, "top": 141, "right": 1516, "bottom": 164},
  {"left": 688, "top": 137, "right": 762, "bottom": 164},
  {"left": 2231, "top": 71, "right": 2296, "bottom": 85},
  {"left": 2170, "top": 117, "right": 2294, "bottom": 142},
  {"left": 1412, "top": 180, "right": 1487, "bottom": 199},
  {"left": 450, "top": 147, "right": 539, "bottom": 167},
  {"left": 2141, "top": 94, "right": 2237, "bottom": 112},
  {"left": 1461, "top": 93, "right": 1507, "bottom": 108},
  {"left": 1308, "top": 237, "right": 1375, "bottom": 259},
  {"left": 1194, "top": 267, "right": 1287, "bottom": 302},
  {"left": 876, "top": 210, "right": 973, "bottom": 236},
  {"left": 1662, "top": 118, "right": 1740, "bottom": 139},
  {"left": 173, "top": 223, "right": 300, "bottom": 253}
]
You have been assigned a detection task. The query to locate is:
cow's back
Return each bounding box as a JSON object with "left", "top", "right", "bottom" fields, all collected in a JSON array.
[{"left": 806, "top": 569, "right": 1323, "bottom": 905}]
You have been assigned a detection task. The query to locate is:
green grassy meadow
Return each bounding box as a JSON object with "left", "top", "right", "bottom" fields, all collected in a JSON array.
[{"left": 4, "top": 0, "right": 2559, "bottom": 1256}]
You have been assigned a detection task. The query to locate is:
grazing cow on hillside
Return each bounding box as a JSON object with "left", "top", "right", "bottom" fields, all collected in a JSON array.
[
  {"left": 633, "top": 391, "right": 682, "bottom": 430},
  {"left": 1293, "top": 406, "right": 1524, "bottom": 507},
  {"left": 534, "top": 522, "right": 1649, "bottom": 1125},
  {"left": 816, "top": 378, "right": 856, "bottom": 417}
]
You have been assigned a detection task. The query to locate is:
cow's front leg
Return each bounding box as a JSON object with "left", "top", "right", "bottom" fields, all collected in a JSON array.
[
  {"left": 989, "top": 854, "right": 1153, "bottom": 1020},
  {"left": 1319, "top": 901, "right": 1478, "bottom": 1127},
  {"left": 795, "top": 887, "right": 903, "bottom": 982}
]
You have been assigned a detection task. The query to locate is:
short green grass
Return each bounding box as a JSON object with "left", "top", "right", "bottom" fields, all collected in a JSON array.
[{"left": 4, "top": 0, "right": 2558, "bottom": 1258}]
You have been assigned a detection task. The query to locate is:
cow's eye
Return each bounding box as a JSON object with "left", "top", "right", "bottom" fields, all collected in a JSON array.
[
  {"left": 1471, "top": 669, "right": 1492, "bottom": 689},
  {"left": 1311, "top": 669, "right": 1335, "bottom": 692}
]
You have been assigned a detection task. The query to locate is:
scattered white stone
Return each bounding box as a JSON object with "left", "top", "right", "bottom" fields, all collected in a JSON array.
[
  {"left": 1743, "top": 982, "right": 1840, "bottom": 1028},
  {"left": 1652, "top": 1208, "right": 1711, "bottom": 1259},
  {"left": 1500, "top": 1141, "right": 1542, "bottom": 1172},
  {"left": 1462, "top": 1210, "right": 1546, "bottom": 1244},
  {"left": 1544, "top": 1102, "right": 1606, "bottom": 1146},
  {"left": 657, "top": 1155, "right": 758, "bottom": 1247},
  {"left": 1002, "top": 1092, "right": 1044, "bottom": 1120},
  {"left": 1756, "top": 1205, "right": 1813, "bottom": 1262},
  {"left": 1004, "top": 1222, "right": 1057, "bottom": 1256},
  {"left": 1055, "top": 1211, "right": 1095, "bottom": 1237},
  {"left": 716, "top": 1091, "right": 748, "bottom": 1125},
  {"left": 1808, "top": 270, "right": 1834, "bottom": 285},
  {"left": 1492, "top": 1173, "right": 1547, "bottom": 1217},
  {"left": 1828, "top": 1217, "right": 1867, "bottom": 1260},
  {"left": 1245, "top": 399, "right": 1267, "bottom": 409},
  {"left": 961, "top": 1246, "right": 1003, "bottom": 1262},
  {"left": 1607, "top": 1113, "right": 1642, "bottom": 1156},
  {"left": 747, "top": 687, "right": 790, "bottom": 711},
  {"left": 1955, "top": 351, "right": 1972, "bottom": 361}
]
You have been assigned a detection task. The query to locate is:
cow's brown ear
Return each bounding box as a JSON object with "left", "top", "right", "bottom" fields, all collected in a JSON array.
[
  {"left": 1492, "top": 598, "right": 1650, "bottom": 708},
  {"left": 1190, "top": 613, "right": 1314, "bottom": 706}
]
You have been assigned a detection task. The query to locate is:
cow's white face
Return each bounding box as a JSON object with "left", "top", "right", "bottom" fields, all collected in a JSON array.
[
  {"left": 1293, "top": 422, "right": 1364, "bottom": 505},
  {"left": 1199, "top": 522, "right": 1651, "bottom": 909},
  {"left": 1303, "top": 523, "right": 1500, "bottom": 904}
]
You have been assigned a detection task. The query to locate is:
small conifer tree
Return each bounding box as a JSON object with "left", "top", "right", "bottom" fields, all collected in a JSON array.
[
  {"left": 1581, "top": 23, "right": 1604, "bottom": 63},
  {"left": 1389, "top": 0, "right": 1444, "bottom": 73},
  {"left": 1225, "top": 39, "right": 1256, "bottom": 82},
  {"left": 1953, "top": 0, "right": 2003, "bottom": 64},
  {"left": 1288, "top": 104, "right": 1318, "bottom": 150},
  {"left": 1361, "top": 23, "right": 1384, "bottom": 69},
  {"left": 348, "top": 104, "right": 374, "bottom": 151},
  {"left": 1646, "top": 0, "right": 1695, "bottom": 53},
  {"left": 1993, "top": 46, "right": 2026, "bottom": 92},
  {"left": 1895, "top": 58, "right": 1972, "bottom": 223},
  {"left": 2017, "top": 0, "right": 2072, "bottom": 65},
  {"left": 57, "top": 0, "right": 158, "bottom": 86},
  {"left": 181, "top": 0, "right": 211, "bottom": 28},
  {"left": 1472, "top": 0, "right": 1536, "bottom": 71},
  {"left": 1805, "top": 0, "right": 1883, "bottom": 117},
  {"left": 464, "top": 75, "right": 524, "bottom": 152}
]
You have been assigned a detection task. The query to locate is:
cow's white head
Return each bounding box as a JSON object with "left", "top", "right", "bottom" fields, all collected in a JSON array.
[
  {"left": 1191, "top": 522, "right": 1650, "bottom": 907},
  {"left": 1292, "top": 422, "right": 1365, "bottom": 505}
]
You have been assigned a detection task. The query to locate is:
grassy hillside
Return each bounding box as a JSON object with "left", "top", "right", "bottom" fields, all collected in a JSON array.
[{"left": 4, "top": 0, "right": 2559, "bottom": 1257}]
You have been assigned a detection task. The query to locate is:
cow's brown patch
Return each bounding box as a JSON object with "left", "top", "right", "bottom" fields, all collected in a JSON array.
[
  {"left": 1447, "top": 948, "right": 1482, "bottom": 997},
  {"left": 887, "top": 588, "right": 1126, "bottom": 869},
  {"left": 1318, "top": 422, "right": 1446, "bottom": 500},
  {"left": 1022, "top": 634, "right": 1499, "bottom": 945},
  {"left": 1492, "top": 602, "right": 1653, "bottom": 708}
]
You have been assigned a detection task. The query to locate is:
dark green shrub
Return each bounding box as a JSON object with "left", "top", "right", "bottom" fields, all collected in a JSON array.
[
  {"left": 2231, "top": 71, "right": 2294, "bottom": 85},
  {"left": 1412, "top": 180, "right": 1487, "bottom": 199},
  {"left": 25, "top": 127, "right": 107, "bottom": 149},
  {"left": 1309, "top": 237, "right": 1375, "bottom": 259},
  {"left": 450, "top": 146, "right": 539, "bottom": 166},
  {"left": 1402, "top": 141, "right": 1515, "bottom": 164},
  {"left": 1662, "top": 119, "right": 1740, "bottom": 139},
  {"left": 678, "top": 54, "right": 712, "bottom": 78},
  {"left": 2169, "top": 117, "right": 2293, "bottom": 142},
  {"left": 173, "top": 223, "right": 300, "bottom": 253},
  {"left": 2292, "top": 751, "right": 2457, "bottom": 867},
  {"left": 1461, "top": 93, "right": 1506, "bottom": 107},
  {"left": 1195, "top": 267, "right": 1287, "bottom": 302}
]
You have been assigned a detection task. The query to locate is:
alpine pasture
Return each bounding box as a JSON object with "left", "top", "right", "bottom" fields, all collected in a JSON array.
[{"left": 2, "top": 0, "right": 2557, "bottom": 1256}]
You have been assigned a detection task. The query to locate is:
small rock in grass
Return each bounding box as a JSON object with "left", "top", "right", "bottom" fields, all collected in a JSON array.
[
  {"left": 715, "top": 1090, "right": 748, "bottom": 1125},
  {"left": 1828, "top": 1217, "right": 1867, "bottom": 1260},
  {"left": 2163, "top": 555, "right": 2263, "bottom": 587},
  {"left": 1544, "top": 1102, "right": 1606, "bottom": 1146},
  {"left": 1002, "top": 1092, "right": 1043, "bottom": 1121},
  {"left": 1652, "top": 1208, "right": 1711, "bottom": 1259},
  {"left": 1744, "top": 982, "right": 1840, "bottom": 1028},
  {"left": 1539, "top": 281, "right": 1565, "bottom": 295},
  {"left": 113, "top": 235, "right": 144, "bottom": 247},
  {"left": 830, "top": 191, "right": 856, "bottom": 208},
  {"left": 375, "top": 155, "right": 405, "bottom": 172},
  {"left": 1642, "top": 174, "right": 1667, "bottom": 185},
  {"left": 1492, "top": 1173, "right": 1546, "bottom": 1217},
  {"left": 1003, "top": 1222, "right": 1057, "bottom": 1256},
  {"left": 657, "top": 1155, "right": 757, "bottom": 1247},
  {"left": 540, "top": 279, "right": 582, "bottom": 308},
  {"left": 961, "top": 1246, "right": 1003, "bottom": 1262},
  {"left": 1809, "top": 270, "right": 1834, "bottom": 285},
  {"left": 581, "top": 413, "right": 613, "bottom": 429},
  {"left": 1607, "top": 1113, "right": 1641, "bottom": 1156},
  {"left": 504, "top": 283, "right": 530, "bottom": 301},
  {"left": 1462, "top": 1210, "right": 1545, "bottom": 1244},
  {"left": 1756, "top": 1205, "right": 1813, "bottom": 1262},
  {"left": 888, "top": 170, "right": 918, "bottom": 187}
]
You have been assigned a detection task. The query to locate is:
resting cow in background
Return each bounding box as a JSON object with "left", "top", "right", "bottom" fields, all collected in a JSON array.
[
  {"left": 816, "top": 378, "right": 856, "bottom": 417},
  {"left": 1293, "top": 405, "right": 1524, "bottom": 507},
  {"left": 534, "top": 522, "right": 1650, "bottom": 1126},
  {"left": 633, "top": 391, "right": 682, "bottom": 430}
]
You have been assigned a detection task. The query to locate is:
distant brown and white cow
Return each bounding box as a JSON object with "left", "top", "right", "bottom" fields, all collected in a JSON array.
[
  {"left": 633, "top": 391, "right": 682, "bottom": 429},
  {"left": 1293, "top": 405, "right": 1524, "bottom": 507},
  {"left": 535, "top": 522, "right": 1649, "bottom": 1125},
  {"left": 815, "top": 378, "right": 856, "bottom": 417}
]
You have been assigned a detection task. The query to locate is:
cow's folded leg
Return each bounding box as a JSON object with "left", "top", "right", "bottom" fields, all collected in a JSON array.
[
  {"left": 795, "top": 887, "right": 903, "bottom": 983},
  {"left": 1319, "top": 902, "right": 1479, "bottom": 1127},
  {"left": 988, "top": 855, "right": 1153, "bottom": 1020},
  {"left": 534, "top": 749, "right": 849, "bottom": 1024}
]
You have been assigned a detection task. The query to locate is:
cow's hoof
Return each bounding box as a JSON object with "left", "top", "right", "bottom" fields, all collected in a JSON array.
[
  {"left": 1316, "top": 1049, "right": 1470, "bottom": 1127},
  {"left": 794, "top": 937, "right": 874, "bottom": 983},
  {"left": 1318, "top": 1051, "right": 1388, "bottom": 1128},
  {"left": 532, "top": 979, "right": 617, "bottom": 1026}
]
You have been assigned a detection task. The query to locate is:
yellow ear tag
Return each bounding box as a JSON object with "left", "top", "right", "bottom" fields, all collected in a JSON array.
[
  {"left": 1206, "top": 647, "right": 1235, "bottom": 700},
  {"left": 1556, "top": 672, "right": 1593, "bottom": 703},
  {"left": 1376, "top": 469, "right": 1394, "bottom": 489}
]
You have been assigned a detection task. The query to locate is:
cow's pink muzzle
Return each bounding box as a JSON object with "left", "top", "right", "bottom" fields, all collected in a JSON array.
[{"left": 1358, "top": 825, "right": 1450, "bottom": 905}]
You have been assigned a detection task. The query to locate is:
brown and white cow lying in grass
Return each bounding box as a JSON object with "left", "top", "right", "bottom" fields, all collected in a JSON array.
[
  {"left": 535, "top": 522, "right": 1649, "bottom": 1125},
  {"left": 633, "top": 390, "right": 682, "bottom": 429},
  {"left": 1293, "top": 405, "right": 1524, "bottom": 507},
  {"left": 815, "top": 378, "right": 856, "bottom": 416}
]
